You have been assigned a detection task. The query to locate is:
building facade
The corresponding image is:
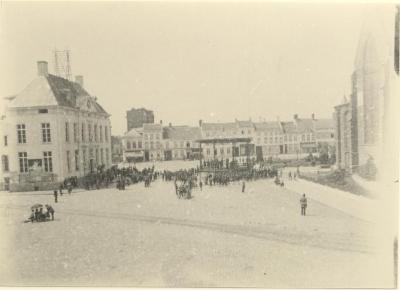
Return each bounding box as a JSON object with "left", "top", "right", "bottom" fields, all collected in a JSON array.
[
  {"left": 142, "top": 123, "right": 163, "bottom": 161},
  {"left": 334, "top": 101, "right": 353, "bottom": 171},
  {"left": 0, "top": 61, "right": 112, "bottom": 191},
  {"left": 126, "top": 108, "right": 154, "bottom": 131},
  {"left": 162, "top": 125, "right": 201, "bottom": 161},
  {"left": 122, "top": 128, "right": 145, "bottom": 163},
  {"left": 199, "top": 120, "right": 256, "bottom": 164},
  {"left": 334, "top": 6, "right": 399, "bottom": 180},
  {"left": 119, "top": 117, "right": 334, "bottom": 165}
]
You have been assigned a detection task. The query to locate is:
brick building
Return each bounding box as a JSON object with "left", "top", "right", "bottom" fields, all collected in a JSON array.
[{"left": 126, "top": 108, "right": 154, "bottom": 131}]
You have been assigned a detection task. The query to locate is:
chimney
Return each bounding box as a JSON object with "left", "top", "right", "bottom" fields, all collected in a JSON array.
[
  {"left": 199, "top": 119, "right": 203, "bottom": 127},
  {"left": 75, "top": 75, "right": 84, "bottom": 88},
  {"left": 294, "top": 114, "right": 298, "bottom": 120},
  {"left": 169, "top": 122, "right": 172, "bottom": 127},
  {"left": 160, "top": 120, "right": 163, "bottom": 125},
  {"left": 37, "top": 61, "right": 48, "bottom": 77},
  {"left": 311, "top": 113, "right": 315, "bottom": 120}
]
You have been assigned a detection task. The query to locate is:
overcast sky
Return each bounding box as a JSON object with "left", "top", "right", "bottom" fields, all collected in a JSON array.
[{"left": 0, "top": 1, "right": 393, "bottom": 135}]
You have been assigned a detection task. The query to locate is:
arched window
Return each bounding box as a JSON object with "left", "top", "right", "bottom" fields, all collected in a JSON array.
[
  {"left": 127, "top": 141, "right": 131, "bottom": 149},
  {"left": 132, "top": 142, "right": 136, "bottom": 149}
]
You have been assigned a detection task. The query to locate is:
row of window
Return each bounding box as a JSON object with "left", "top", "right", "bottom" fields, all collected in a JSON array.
[
  {"left": 143, "top": 133, "right": 161, "bottom": 140},
  {"left": 14, "top": 123, "right": 110, "bottom": 145},
  {"left": 205, "top": 147, "right": 232, "bottom": 155},
  {"left": 126, "top": 140, "right": 143, "bottom": 150},
  {"left": 16, "top": 123, "right": 51, "bottom": 144},
  {"left": 203, "top": 130, "right": 320, "bottom": 142},
  {"left": 14, "top": 148, "right": 110, "bottom": 173},
  {"left": 71, "top": 122, "right": 109, "bottom": 144},
  {"left": 255, "top": 134, "right": 316, "bottom": 144},
  {"left": 205, "top": 129, "right": 252, "bottom": 137},
  {"left": 125, "top": 140, "right": 193, "bottom": 150},
  {"left": 66, "top": 148, "right": 110, "bottom": 173},
  {"left": 17, "top": 151, "right": 52, "bottom": 173}
]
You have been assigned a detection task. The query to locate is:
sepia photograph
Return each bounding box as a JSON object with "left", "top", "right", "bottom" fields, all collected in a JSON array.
[{"left": 0, "top": 0, "right": 399, "bottom": 288}]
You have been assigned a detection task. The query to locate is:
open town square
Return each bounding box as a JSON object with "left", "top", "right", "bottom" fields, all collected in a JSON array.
[
  {"left": 0, "top": 1, "right": 399, "bottom": 288},
  {"left": 0, "top": 160, "right": 396, "bottom": 287}
]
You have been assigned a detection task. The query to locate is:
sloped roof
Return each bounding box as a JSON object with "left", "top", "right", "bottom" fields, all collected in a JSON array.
[
  {"left": 236, "top": 120, "right": 254, "bottom": 128},
  {"left": 163, "top": 126, "right": 201, "bottom": 140},
  {"left": 280, "top": 121, "right": 297, "bottom": 134},
  {"left": 201, "top": 122, "right": 237, "bottom": 131},
  {"left": 143, "top": 123, "right": 162, "bottom": 131},
  {"left": 254, "top": 121, "right": 281, "bottom": 131},
  {"left": 314, "top": 118, "right": 334, "bottom": 130},
  {"left": 124, "top": 127, "right": 143, "bottom": 137},
  {"left": 295, "top": 118, "right": 314, "bottom": 132},
  {"left": 7, "top": 74, "right": 108, "bottom": 115},
  {"left": 8, "top": 77, "right": 58, "bottom": 108}
]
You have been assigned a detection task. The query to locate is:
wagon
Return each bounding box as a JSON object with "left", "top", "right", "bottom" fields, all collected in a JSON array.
[
  {"left": 26, "top": 204, "right": 51, "bottom": 223},
  {"left": 177, "top": 184, "right": 192, "bottom": 199}
]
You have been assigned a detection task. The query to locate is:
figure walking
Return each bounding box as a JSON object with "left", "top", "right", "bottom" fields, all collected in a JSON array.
[
  {"left": 300, "top": 194, "right": 307, "bottom": 216},
  {"left": 242, "top": 181, "right": 245, "bottom": 193}
]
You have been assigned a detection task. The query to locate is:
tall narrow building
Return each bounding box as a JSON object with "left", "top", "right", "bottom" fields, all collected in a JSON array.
[{"left": 126, "top": 108, "right": 154, "bottom": 131}]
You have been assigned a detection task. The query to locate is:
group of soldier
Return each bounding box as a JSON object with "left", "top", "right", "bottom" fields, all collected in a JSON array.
[
  {"left": 47, "top": 161, "right": 309, "bottom": 215},
  {"left": 203, "top": 167, "right": 278, "bottom": 187},
  {"left": 200, "top": 159, "right": 257, "bottom": 170},
  {"left": 115, "top": 166, "right": 157, "bottom": 189}
]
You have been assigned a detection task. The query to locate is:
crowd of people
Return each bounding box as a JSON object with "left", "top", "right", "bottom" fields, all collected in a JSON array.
[
  {"left": 200, "top": 159, "right": 256, "bottom": 170},
  {"left": 203, "top": 167, "right": 278, "bottom": 186},
  {"left": 27, "top": 161, "right": 309, "bottom": 224}
]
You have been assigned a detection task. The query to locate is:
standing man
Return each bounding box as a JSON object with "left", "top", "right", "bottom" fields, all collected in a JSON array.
[
  {"left": 242, "top": 181, "right": 246, "bottom": 193},
  {"left": 46, "top": 205, "right": 55, "bottom": 221},
  {"left": 53, "top": 190, "right": 58, "bottom": 203},
  {"left": 300, "top": 194, "right": 307, "bottom": 216},
  {"left": 199, "top": 180, "right": 203, "bottom": 191},
  {"left": 67, "top": 183, "right": 72, "bottom": 194}
]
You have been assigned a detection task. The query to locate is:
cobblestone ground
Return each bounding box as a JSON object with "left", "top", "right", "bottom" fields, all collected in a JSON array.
[{"left": 0, "top": 175, "right": 394, "bottom": 287}]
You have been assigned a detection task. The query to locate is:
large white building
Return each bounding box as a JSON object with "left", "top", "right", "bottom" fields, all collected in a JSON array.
[{"left": 0, "top": 61, "right": 112, "bottom": 191}]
